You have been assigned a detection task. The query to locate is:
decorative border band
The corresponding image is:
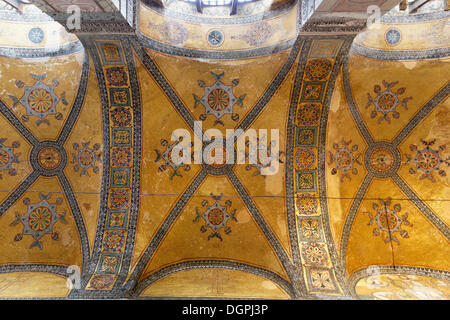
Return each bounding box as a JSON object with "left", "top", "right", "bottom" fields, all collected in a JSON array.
[
  {"left": 137, "top": 31, "right": 296, "bottom": 59},
  {"left": 380, "top": 10, "right": 450, "bottom": 23},
  {"left": 0, "top": 11, "right": 126, "bottom": 22},
  {"left": 79, "top": 36, "right": 141, "bottom": 292},
  {"left": 0, "top": 41, "right": 84, "bottom": 58},
  {"left": 287, "top": 35, "right": 354, "bottom": 296},
  {"left": 350, "top": 42, "right": 450, "bottom": 60}
]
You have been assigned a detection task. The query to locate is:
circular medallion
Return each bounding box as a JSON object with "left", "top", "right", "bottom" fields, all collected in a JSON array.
[
  {"left": 0, "top": 149, "right": 10, "bottom": 168},
  {"left": 301, "top": 242, "right": 328, "bottom": 266},
  {"left": 106, "top": 67, "right": 128, "bottom": 86},
  {"left": 296, "top": 193, "right": 318, "bottom": 215},
  {"left": 417, "top": 150, "right": 440, "bottom": 171},
  {"left": 335, "top": 148, "right": 353, "bottom": 171},
  {"left": 38, "top": 147, "right": 61, "bottom": 170},
  {"left": 110, "top": 189, "right": 129, "bottom": 209},
  {"left": 364, "top": 142, "right": 401, "bottom": 178},
  {"left": 28, "top": 88, "right": 53, "bottom": 113},
  {"left": 28, "top": 27, "right": 44, "bottom": 44},
  {"left": 28, "top": 206, "right": 51, "bottom": 232},
  {"left": 208, "top": 208, "right": 225, "bottom": 225},
  {"left": 377, "top": 208, "right": 399, "bottom": 231},
  {"left": 31, "top": 142, "right": 66, "bottom": 176},
  {"left": 89, "top": 274, "right": 115, "bottom": 290},
  {"left": 295, "top": 148, "right": 315, "bottom": 169},
  {"left": 112, "top": 147, "right": 132, "bottom": 167},
  {"left": 297, "top": 104, "right": 320, "bottom": 126},
  {"left": 79, "top": 149, "right": 95, "bottom": 167},
  {"left": 375, "top": 92, "right": 398, "bottom": 113},
  {"left": 111, "top": 107, "right": 131, "bottom": 127},
  {"left": 305, "top": 59, "right": 332, "bottom": 81},
  {"left": 103, "top": 231, "right": 125, "bottom": 252},
  {"left": 208, "top": 88, "right": 230, "bottom": 111},
  {"left": 370, "top": 148, "right": 394, "bottom": 172},
  {"left": 385, "top": 29, "right": 401, "bottom": 46},
  {"left": 207, "top": 30, "right": 224, "bottom": 47}
]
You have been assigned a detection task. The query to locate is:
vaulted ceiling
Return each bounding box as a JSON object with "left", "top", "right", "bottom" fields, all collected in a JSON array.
[{"left": 0, "top": 0, "right": 448, "bottom": 299}]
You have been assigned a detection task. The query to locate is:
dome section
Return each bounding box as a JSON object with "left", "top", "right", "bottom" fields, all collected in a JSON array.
[
  {"left": 0, "top": 1, "right": 82, "bottom": 58},
  {"left": 137, "top": 0, "right": 298, "bottom": 58},
  {"left": 351, "top": 0, "right": 449, "bottom": 59}
]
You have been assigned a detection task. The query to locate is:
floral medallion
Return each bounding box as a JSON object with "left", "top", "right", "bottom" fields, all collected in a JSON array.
[
  {"left": 11, "top": 193, "right": 66, "bottom": 249},
  {"left": 71, "top": 142, "right": 101, "bottom": 176},
  {"left": 301, "top": 242, "right": 329, "bottom": 267},
  {"left": 370, "top": 147, "right": 394, "bottom": 172},
  {"left": 304, "top": 59, "right": 332, "bottom": 81},
  {"left": 365, "top": 80, "right": 412, "bottom": 123},
  {"left": 109, "top": 189, "right": 130, "bottom": 209},
  {"left": 106, "top": 66, "right": 128, "bottom": 86},
  {"left": 385, "top": 29, "right": 401, "bottom": 46},
  {"left": 110, "top": 107, "right": 132, "bottom": 127},
  {"left": 296, "top": 103, "right": 321, "bottom": 126},
  {"left": 88, "top": 274, "right": 115, "bottom": 290},
  {"left": 295, "top": 148, "right": 315, "bottom": 169},
  {"left": 231, "top": 22, "right": 276, "bottom": 47},
  {"left": 28, "top": 27, "right": 45, "bottom": 44},
  {"left": 111, "top": 147, "right": 131, "bottom": 167},
  {"left": 9, "top": 73, "right": 67, "bottom": 126},
  {"left": 365, "top": 198, "right": 411, "bottom": 244},
  {"left": 207, "top": 29, "right": 224, "bottom": 47},
  {"left": 193, "top": 194, "right": 237, "bottom": 241},
  {"left": 103, "top": 231, "right": 125, "bottom": 252},
  {"left": 296, "top": 193, "right": 318, "bottom": 215},
  {"left": 328, "top": 139, "right": 361, "bottom": 181},
  {"left": 309, "top": 269, "right": 336, "bottom": 291},
  {"left": 38, "top": 146, "right": 62, "bottom": 170},
  {"left": 0, "top": 138, "right": 20, "bottom": 179},
  {"left": 405, "top": 139, "right": 449, "bottom": 182},
  {"left": 193, "top": 72, "right": 246, "bottom": 126}
]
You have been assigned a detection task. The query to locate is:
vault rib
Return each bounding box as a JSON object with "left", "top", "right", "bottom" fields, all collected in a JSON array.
[
  {"left": 392, "top": 173, "right": 450, "bottom": 240},
  {"left": 392, "top": 82, "right": 450, "bottom": 147},
  {"left": 124, "top": 169, "right": 209, "bottom": 290}
]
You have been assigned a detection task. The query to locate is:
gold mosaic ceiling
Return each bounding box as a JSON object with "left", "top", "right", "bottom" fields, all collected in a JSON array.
[{"left": 0, "top": 0, "right": 448, "bottom": 299}]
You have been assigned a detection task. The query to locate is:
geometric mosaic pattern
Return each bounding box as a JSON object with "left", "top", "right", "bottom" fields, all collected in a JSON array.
[
  {"left": 405, "top": 139, "right": 450, "bottom": 182},
  {"left": 85, "top": 39, "right": 138, "bottom": 291},
  {"left": 365, "top": 80, "right": 412, "bottom": 124},
  {"left": 9, "top": 73, "right": 67, "bottom": 126},
  {"left": 10, "top": 193, "right": 66, "bottom": 250},
  {"left": 193, "top": 72, "right": 246, "bottom": 126},
  {"left": 365, "top": 197, "right": 412, "bottom": 244},
  {"left": 0, "top": 138, "right": 20, "bottom": 179},
  {"left": 193, "top": 194, "right": 238, "bottom": 241},
  {"left": 0, "top": 26, "right": 448, "bottom": 300},
  {"left": 292, "top": 39, "right": 344, "bottom": 295}
]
